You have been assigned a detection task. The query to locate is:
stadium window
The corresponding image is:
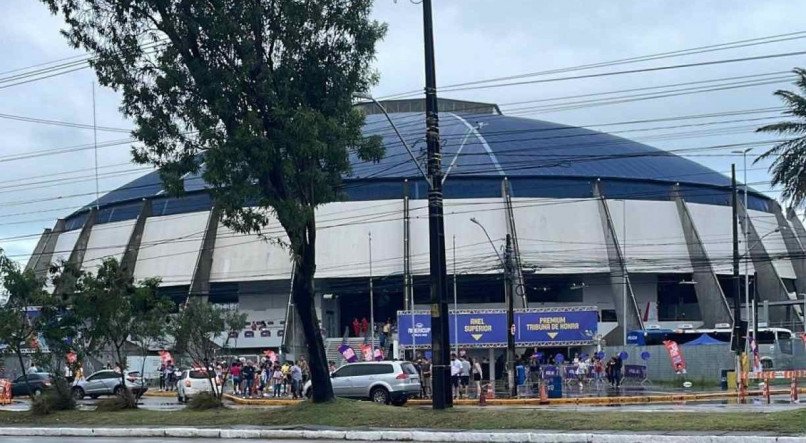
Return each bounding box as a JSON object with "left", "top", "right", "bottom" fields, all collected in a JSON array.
[{"left": 600, "top": 310, "right": 617, "bottom": 322}]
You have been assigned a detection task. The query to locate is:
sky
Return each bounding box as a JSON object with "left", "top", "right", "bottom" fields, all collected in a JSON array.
[{"left": 0, "top": 0, "right": 805, "bottom": 266}]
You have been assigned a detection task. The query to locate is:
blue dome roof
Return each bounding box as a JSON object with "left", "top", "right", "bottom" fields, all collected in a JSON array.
[{"left": 69, "top": 111, "right": 772, "bottom": 228}]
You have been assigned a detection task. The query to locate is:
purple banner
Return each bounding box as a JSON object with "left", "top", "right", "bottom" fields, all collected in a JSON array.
[
  {"left": 541, "top": 365, "right": 559, "bottom": 378},
  {"left": 564, "top": 365, "right": 578, "bottom": 379},
  {"left": 338, "top": 344, "right": 357, "bottom": 363}
]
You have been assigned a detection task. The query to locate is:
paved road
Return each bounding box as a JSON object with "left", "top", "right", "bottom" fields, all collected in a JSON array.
[{"left": 0, "top": 438, "right": 332, "bottom": 443}]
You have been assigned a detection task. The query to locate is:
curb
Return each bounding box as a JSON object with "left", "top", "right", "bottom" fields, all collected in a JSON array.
[
  {"left": 0, "top": 427, "right": 802, "bottom": 441},
  {"left": 222, "top": 393, "right": 302, "bottom": 406},
  {"left": 406, "top": 388, "right": 806, "bottom": 407}
]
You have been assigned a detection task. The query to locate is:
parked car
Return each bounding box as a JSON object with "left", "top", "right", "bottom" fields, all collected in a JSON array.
[
  {"left": 10, "top": 373, "right": 51, "bottom": 397},
  {"left": 71, "top": 369, "right": 148, "bottom": 400},
  {"left": 176, "top": 368, "right": 221, "bottom": 403},
  {"left": 302, "top": 361, "right": 420, "bottom": 406}
]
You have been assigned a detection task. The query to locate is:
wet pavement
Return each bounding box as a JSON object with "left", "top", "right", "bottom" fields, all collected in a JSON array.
[{"left": 0, "top": 395, "right": 282, "bottom": 412}]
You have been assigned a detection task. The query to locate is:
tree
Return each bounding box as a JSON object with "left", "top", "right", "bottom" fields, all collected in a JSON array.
[
  {"left": 72, "top": 258, "right": 172, "bottom": 408},
  {"left": 171, "top": 297, "right": 246, "bottom": 402},
  {"left": 44, "top": 0, "right": 386, "bottom": 402},
  {"left": 0, "top": 250, "right": 52, "bottom": 399},
  {"left": 757, "top": 68, "right": 806, "bottom": 207}
]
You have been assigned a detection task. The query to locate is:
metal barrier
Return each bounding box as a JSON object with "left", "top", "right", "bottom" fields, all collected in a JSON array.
[{"left": 742, "top": 369, "right": 806, "bottom": 404}]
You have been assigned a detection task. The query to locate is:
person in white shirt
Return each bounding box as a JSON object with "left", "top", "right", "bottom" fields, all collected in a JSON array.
[
  {"left": 450, "top": 354, "right": 463, "bottom": 399},
  {"left": 576, "top": 359, "right": 589, "bottom": 390}
]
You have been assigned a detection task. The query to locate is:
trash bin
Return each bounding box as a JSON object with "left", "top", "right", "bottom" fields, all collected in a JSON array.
[
  {"left": 516, "top": 365, "right": 526, "bottom": 386},
  {"left": 547, "top": 376, "right": 563, "bottom": 398},
  {"left": 719, "top": 369, "right": 731, "bottom": 391}
]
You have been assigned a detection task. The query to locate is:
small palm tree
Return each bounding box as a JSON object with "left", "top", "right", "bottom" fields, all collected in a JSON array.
[{"left": 756, "top": 68, "right": 806, "bottom": 207}]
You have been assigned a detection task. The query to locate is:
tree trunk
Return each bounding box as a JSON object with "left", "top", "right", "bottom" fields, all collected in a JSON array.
[
  {"left": 14, "top": 348, "right": 35, "bottom": 401},
  {"left": 291, "top": 218, "right": 334, "bottom": 403}
]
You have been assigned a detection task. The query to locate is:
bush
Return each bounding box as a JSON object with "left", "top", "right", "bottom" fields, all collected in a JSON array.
[
  {"left": 31, "top": 379, "right": 77, "bottom": 416},
  {"left": 186, "top": 392, "right": 224, "bottom": 411},
  {"left": 96, "top": 389, "right": 137, "bottom": 411}
]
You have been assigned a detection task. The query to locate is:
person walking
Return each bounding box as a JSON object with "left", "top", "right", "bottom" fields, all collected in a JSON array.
[
  {"left": 290, "top": 361, "right": 303, "bottom": 400},
  {"left": 230, "top": 361, "right": 242, "bottom": 395},
  {"left": 460, "top": 355, "right": 471, "bottom": 399},
  {"left": 272, "top": 364, "right": 283, "bottom": 398},
  {"left": 421, "top": 358, "right": 432, "bottom": 399},
  {"left": 158, "top": 363, "right": 166, "bottom": 391},
  {"left": 472, "top": 358, "right": 483, "bottom": 399},
  {"left": 241, "top": 361, "right": 256, "bottom": 398},
  {"left": 576, "top": 358, "right": 589, "bottom": 390},
  {"left": 450, "top": 354, "right": 462, "bottom": 400},
  {"left": 614, "top": 354, "right": 624, "bottom": 388}
]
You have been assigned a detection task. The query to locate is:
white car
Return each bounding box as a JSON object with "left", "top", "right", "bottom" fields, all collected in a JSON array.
[{"left": 176, "top": 368, "right": 221, "bottom": 403}]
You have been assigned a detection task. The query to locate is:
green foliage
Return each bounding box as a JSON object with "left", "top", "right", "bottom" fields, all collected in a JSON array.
[
  {"left": 43, "top": 0, "right": 387, "bottom": 404},
  {"left": 0, "top": 249, "right": 56, "bottom": 400},
  {"left": 186, "top": 391, "right": 224, "bottom": 411},
  {"left": 95, "top": 389, "right": 137, "bottom": 412},
  {"left": 31, "top": 379, "right": 76, "bottom": 416},
  {"left": 71, "top": 258, "right": 171, "bottom": 406},
  {"left": 757, "top": 68, "right": 806, "bottom": 207},
  {"left": 171, "top": 298, "right": 246, "bottom": 399}
]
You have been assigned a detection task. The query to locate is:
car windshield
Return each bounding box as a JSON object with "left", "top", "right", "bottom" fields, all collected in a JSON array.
[
  {"left": 401, "top": 363, "right": 418, "bottom": 375},
  {"left": 189, "top": 370, "right": 213, "bottom": 379}
]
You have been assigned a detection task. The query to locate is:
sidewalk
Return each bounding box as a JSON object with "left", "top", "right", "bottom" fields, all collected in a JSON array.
[{"left": 0, "top": 426, "right": 802, "bottom": 441}]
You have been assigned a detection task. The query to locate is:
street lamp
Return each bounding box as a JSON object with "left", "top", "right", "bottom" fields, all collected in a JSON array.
[
  {"left": 470, "top": 217, "right": 517, "bottom": 398},
  {"left": 732, "top": 148, "right": 752, "bottom": 346}
]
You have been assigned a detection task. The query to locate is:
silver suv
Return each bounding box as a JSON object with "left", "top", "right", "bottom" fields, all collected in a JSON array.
[
  {"left": 302, "top": 361, "right": 420, "bottom": 406},
  {"left": 71, "top": 370, "right": 148, "bottom": 399}
]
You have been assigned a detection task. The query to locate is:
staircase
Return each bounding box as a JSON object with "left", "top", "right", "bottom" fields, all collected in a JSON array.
[{"left": 325, "top": 337, "right": 367, "bottom": 366}]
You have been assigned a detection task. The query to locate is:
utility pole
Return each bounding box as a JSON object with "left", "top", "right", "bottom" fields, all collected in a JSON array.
[
  {"left": 369, "top": 232, "right": 375, "bottom": 350},
  {"left": 453, "top": 235, "right": 459, "bottom": 356},
  {"left": 504, "top": 234, "right": 516, "bottom": 398},
  {"left": 421, "top": 0, "right": 451, "bottom": 410},
  {"left": 731, "top": 165, "right": 743, "bottom": 353}
]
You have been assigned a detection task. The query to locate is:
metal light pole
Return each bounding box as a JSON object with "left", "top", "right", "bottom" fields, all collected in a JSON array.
[
  {"left": 422, "top": 0, "right": 451, "bottom": 410},
  {"left": 622, "top": 200, "right": 628, "bottom": 346},
  {"left": 453, "top": 235, "right": 459, "bottom": 355},
  {"left": 471, "top": 218, "right": 517, "bottom": 398},
  {"left": 731, "top": 165, "right": 743, "bottom": 353},
  {"left": 732, "top": 148, "right": 752, "bottom": 344},
  {"left": 369, "top": 232, "right": 375, "bottom": 350}
]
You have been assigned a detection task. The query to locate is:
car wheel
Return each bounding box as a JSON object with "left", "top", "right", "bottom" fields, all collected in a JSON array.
[
  {"left": 370, "top": 387, "right": 390, "bottom": 404},
  {"left": 72, "top": 387, "right": 85, "bottom": 400}
]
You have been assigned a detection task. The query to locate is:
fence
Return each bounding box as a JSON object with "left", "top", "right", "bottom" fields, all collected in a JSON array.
[{"left": 601, "top": 344, "right": 736, "bottom": 384}]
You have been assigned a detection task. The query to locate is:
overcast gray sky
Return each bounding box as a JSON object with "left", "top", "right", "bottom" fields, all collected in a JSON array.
[{"left": 1, "top": 0, "right": 805, "bottom": 265}]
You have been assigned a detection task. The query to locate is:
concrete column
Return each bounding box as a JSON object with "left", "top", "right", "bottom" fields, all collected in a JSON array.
[
  {"left": 488, "top": 348, "right": 495, "bottom": 386},
  {"left": 25, "top": 219, "right": 65, "bottom": 280},
  {"left": 502, "top": 178, "right": 527, "bottom": 308},
  {"left": 738, "top": 202, "right": 794, "bottom": 326},
  {"left": 773, "top": 203, "right": 806, "bottom": 295},
  {"left": 120, "top": 199, "right": 152, "bottom": 279},
  {"left": 592, "top": 181, "right": 643, "bottom": 341},
  {"left": 671, "top": 186, "right": 733, "bottom": 327},
  {"left": 188, "top": 206, "right": 221, "bottom": 300},
  {"left": 54, "top": 208, "right": 97, "bottom": 296}
]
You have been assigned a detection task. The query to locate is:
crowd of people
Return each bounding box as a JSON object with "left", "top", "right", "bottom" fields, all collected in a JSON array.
[{"left": 229, "top": 357, "right": 308, "bottom": 399}]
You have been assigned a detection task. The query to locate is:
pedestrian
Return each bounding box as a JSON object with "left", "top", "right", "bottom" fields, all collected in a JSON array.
[
  {"left": 352, "top": 318, "right": 360, "bottom": 337},
  {"left": 281, "top": 361, "right": 291, "bottom": 396},
  {"left": 328, "top": 360, "right": 337, "bottom": 374},
  {"left": 360, "top": 317, "right": 369, "bottom": 337},
  {"left": 165, "top": 361, "right": 176, "bottom": 391},
  {"left": 158, "top": 362, "right": 166, "bottom": 391},
  {"left": 231, "top": 361, "right": 242, "bottom": 395},
  {"left": 450, "top": 354, "right": 462, "bottom": 399},
  {"left": 472, "top": 358, "right": 483, "bottom": 399},
  {"left": 272, "top": 364, "right": 283, "bottom": 397},
  {"left": 460, "top": 355, "right": 471, "bottom": 399},
  {"left": 576, "top": 358, "right": 589, "bottom": 390},
  {"left": 593, "top": 357, "right": 605, "bottom": 389},
  {"left": 241, "top": 361, "right": 256, "bottom": 398},
  {"left": 605, "top": 357, "right": 616, "bottom": 387},
  {"left": 614, "top": 354, "right": 623, "bottom": 387},
  {"left": 421, "top": 358, "right": 432, "bottom": 399},
  {"left": 290, "top": 361, "right": 303, "bottom": 399},
  {"left": 298, "top": 356, "right": 310, "bottom": 383}
]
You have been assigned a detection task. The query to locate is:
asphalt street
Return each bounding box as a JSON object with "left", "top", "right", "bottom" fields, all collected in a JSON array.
[{"left": 0, "top": 438, "right": 331, "bottom": 443}]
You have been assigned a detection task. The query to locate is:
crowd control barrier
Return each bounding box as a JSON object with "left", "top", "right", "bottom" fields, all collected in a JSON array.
[{"left": 742, "top": 369, "right": 806, "bottom": 404}]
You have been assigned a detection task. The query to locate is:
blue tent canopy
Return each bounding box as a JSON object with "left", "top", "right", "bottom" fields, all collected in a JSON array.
[{"left": 684, "top": 334, "right": 726, "bottom": 346}]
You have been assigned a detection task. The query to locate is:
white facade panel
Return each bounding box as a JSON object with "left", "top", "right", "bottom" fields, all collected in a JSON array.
[
  {"left": 52, "top": 229, "right": 80, "bottom": 265},
  {"left": 748, "top": 209, "right": 796, "bottom": 279},
  {"left": 81, "top": 220, "right": 136, "bottom": 273},
  {"left": 513, "top": 198, "right": 609, "bottom": 274},
  {"left": 316, "top": 200, "right": 404, "bottom": 278},
  {"left": 133, "top": 212, "right": 209, "bottom": 286},
  {"left": 209, "top": 217, "right": 292, "bottom": 283},
  {"left": 608, "top": 200, "right": 692, "bottom": 273},
  {"left": 687, "top": 203, "right": 749, "bottom": 275}
]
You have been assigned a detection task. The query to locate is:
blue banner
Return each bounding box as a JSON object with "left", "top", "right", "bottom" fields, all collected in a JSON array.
[{"left": 397, "top": 307, "right": 598, "bottom": 348}]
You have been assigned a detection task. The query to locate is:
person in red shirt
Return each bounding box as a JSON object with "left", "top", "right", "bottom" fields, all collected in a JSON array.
[
  {"left": 352, "top": 318, "right": 360, "bottom": 337},
  {"left": 360, "top": 317, "right": 369, "bottom": 336}
]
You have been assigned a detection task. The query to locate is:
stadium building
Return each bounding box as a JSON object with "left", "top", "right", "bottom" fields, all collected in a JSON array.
[{"left": 24, "top": 98, "right": 806, "bottom": 357}]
